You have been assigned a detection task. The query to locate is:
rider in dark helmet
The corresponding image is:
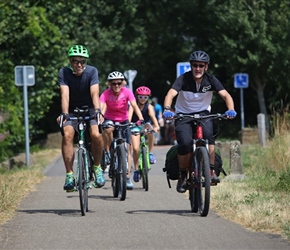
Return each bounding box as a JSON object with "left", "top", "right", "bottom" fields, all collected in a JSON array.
[{"left": 163, "top": 50, "right": 237, "bottom": 193}]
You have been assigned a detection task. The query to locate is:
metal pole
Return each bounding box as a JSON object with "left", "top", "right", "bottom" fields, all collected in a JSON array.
[
  {"left": 240, "top": 88, "right": 244, "bottom": 130},
  {"left": 23, "top": 66, "right": 30, "bottom": 166},
  {"left": 128, "top": 79, "right": 133, "bottom": 92}
]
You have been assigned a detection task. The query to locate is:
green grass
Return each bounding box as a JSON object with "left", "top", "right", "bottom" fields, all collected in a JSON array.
[{"left": 211, "top": 133, "right": 290, "bottom": 240}]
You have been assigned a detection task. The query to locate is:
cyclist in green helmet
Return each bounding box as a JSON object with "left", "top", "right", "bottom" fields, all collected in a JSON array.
[{"left": 57, "top": 44, "right": 105, "bottom": 191}]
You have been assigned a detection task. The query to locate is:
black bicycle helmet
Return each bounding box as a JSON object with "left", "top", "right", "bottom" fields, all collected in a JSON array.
[{"left": 189, "top": 50, "right": 210, "bottom": 63}]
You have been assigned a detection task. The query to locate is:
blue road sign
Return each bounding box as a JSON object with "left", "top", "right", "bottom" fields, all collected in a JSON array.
[
  {"left": 176, "top": 62, "right": 191, "bottom": 78},
  {"left": 234, "top": 73, "right": 249, "bottom": 88}
]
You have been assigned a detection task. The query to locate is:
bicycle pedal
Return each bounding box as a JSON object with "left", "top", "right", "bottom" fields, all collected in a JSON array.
[
  {"left": 210, "top": 182, "right": 218, "bottom": 186},
  {"left": 66, "top": 188, "right": 77, "bottom": 193}
]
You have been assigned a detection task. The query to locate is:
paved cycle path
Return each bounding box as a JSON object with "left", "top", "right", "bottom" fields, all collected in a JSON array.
[{"left": 0, "top": 145, "right": 289, "bottom": 249}]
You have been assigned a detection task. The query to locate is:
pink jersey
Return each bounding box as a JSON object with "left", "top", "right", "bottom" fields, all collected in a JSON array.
[{"left": 100, "top": 87, "right": 135, "bottom": 122}]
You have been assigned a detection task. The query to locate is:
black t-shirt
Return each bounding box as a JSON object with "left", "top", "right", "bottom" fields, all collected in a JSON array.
[{"left": 58, "top": 65, "right": 99, "bottom": 113}]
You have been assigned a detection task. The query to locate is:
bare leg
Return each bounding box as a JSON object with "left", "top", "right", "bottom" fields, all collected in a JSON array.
[
  {"left": 127, "top": 144, "right": 132, "bottom": 176},
  {"left": 102, "top": 127, "right": 114, "bottom": 152},
  {"left": 208, "top": 144, "right": 215, "bottom": 165},
  {"left": 90, "top": 125, "right": 104, "bottom": 165},
  {"left": 131, "top": 134, "right": 140, "bottom": 170},
  {"left": 178, "top": 153, "right": 191, "bottom": 171},
  {"left": 62, "top": 126, "right": 75, "bottom": 173},
  {"left": 147, "top": 133, "right": 154, "bottom": 153}
]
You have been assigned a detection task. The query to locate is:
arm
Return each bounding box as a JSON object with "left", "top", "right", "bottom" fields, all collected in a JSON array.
[
  {"left": 90, "top": 84, "right": 101, "bottom": 110},
  {"left": 60, "top": 85, "right": 69, "bottom": 113},
  {"left": 163, "top": 88, "right": 178, "bottom": 109},
  {"left": 218, "top": 89, "right": 235, "bottom": 110},
  {"left": 148, "top": 104, "right": 160, "bottom": 132},
  {"left": 128, "top": 104, "right": 134, "bottom": 122},
  {"left": 130, "top": 100, "right": 144, "bottom": 121}
]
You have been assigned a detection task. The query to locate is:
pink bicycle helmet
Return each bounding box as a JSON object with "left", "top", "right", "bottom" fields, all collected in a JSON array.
[{"left": 136, "top": 86, "right": 151, "bottom": 96}]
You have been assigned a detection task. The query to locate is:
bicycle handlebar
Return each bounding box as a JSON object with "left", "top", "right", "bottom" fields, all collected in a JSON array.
[{"left": 173, "top": 113, "right": 228, "bottom": 120}]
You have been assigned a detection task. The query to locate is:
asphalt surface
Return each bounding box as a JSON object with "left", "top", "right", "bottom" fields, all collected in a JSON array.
[{"left": 0, "top": 145, "right": 289, "bottom": 250}]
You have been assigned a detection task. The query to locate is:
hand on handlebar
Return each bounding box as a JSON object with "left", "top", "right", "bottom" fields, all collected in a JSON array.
[
  {"left": 136, "top": 119, "right": 144, "bottom": 126},
  {"left": 163, "top": 110, "right": 175, "bottom": 119},
  {"left": 225, "top": 110, "right": 237, "bottom": 119},
  {"left": 94, "top": 108, "right": 103, "bottom": 125},
  {"left": 59, "top": 113, "right": 69, "bottom": 127}
]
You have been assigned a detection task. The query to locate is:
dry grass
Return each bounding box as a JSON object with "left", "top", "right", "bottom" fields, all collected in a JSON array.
[
  {"left": 0, "top": 148, "right": 61, "bottom": 224},
  {"left": 210, "top": 181, "right": 290, "bottom": 238}
]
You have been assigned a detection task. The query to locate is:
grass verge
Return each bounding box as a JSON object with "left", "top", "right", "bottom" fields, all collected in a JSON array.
[
  {"left": 210, "top": 137, "right": 290, "bottom": 241},
  {"left": 0, "top": 148, "right": 61, "bottom": 225}
]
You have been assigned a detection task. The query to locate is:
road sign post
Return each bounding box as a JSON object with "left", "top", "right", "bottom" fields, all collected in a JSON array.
[
  {"left": 14, "top": 65, "right": 35, "bottom": 166},
  {"left": 123, "top": 70, "right": 137, "bottom": 92},
  {"left": 234, "top": 73, "right": 249, "bottom": 130},
  {"left": 176, "top": 62, "right": 191, "bottom": 78}
]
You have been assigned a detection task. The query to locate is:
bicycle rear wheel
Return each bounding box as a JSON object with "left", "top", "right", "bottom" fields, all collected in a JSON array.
[
  {"left": 190, "top": 147, "right": 210, "bottom": 217},
  {"left": 117, "top": 143, "right": 127, "bottom": 201},
  {"left": 77, "top": 148, "right": 88, "bottom": 216},
  {"left": 140, "top": 146, "right": 149, "bottom": 191}
]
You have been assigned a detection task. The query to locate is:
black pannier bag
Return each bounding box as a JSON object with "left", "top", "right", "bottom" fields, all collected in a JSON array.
[{"left": 163, "top": 145, "right": 179, "bottom": 188}]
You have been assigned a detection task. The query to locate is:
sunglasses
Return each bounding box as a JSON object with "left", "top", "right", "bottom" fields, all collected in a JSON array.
[
  {"left": 138, "top": 95, "right": 149, "bottom": 100},
  {"left": 111, "top": 81, "right": 122, "bottom": 86},
  {"left": 72, "top": 59, "right": 87, "bottom": 65},
  {"left": 191, "top": 63, "right": 205, "bottom": 68}
]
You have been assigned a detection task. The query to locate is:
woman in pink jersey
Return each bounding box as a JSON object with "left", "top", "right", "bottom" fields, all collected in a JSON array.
[{"left": 100, "top": 71, "right": 144, "bottom": 189}]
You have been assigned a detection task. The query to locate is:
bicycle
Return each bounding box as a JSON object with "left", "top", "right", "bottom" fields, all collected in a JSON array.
[
  {"left": 60, "top": 106, "right": 95, "bottom": 216},
  {"left": 131, "top": 123, "right": 155, "bottom": 191},
  {"left": 102, "top": 121, "right": 134, "bottom": 201},
  {"left": 168, "top": 113, "right": 227, "bottom": 217}
]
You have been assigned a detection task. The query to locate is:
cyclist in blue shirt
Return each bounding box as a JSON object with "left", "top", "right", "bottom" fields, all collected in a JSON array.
[{"left": 163, "top": 50, "right": 237, "bottom": 193}]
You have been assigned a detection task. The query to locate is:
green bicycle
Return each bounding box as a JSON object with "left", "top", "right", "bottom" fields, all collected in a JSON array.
[{"left": 131, "top": 123, "right": 154, "bottom": 191}]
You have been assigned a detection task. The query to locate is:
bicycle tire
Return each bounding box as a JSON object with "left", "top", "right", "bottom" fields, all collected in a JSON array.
[
  {"left": 77, "top": 148, "right": 88, "bottom": 216},
  {"left": 100, "top": 149, "right": 106, "bottom": 172},
  {"left": 141, "top": 146, "right": 149, "bottom": 191},
  {"left": 117, "top": 143, "right": 127, "bottom": 201},
  {"left": 189, "top": 157, "right": 198, "bottom": 213},
  {"left": 111, "top": 147, "right": 119, "bottom": 198},
  {"left": 190, "top": 147, "right": 210, "bottom": 216}
]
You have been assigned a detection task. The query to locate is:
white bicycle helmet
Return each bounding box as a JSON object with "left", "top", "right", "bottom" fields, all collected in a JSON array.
[{"left": 107, "top": 71, "right": 124, "bottom": 80}]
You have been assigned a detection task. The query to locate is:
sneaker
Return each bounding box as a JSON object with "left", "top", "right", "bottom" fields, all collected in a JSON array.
[
  {"left": 133, "top": 170, "right": 140, "bottom": 182},
  {"left": 176, "top": 170, "right": 187, "bottom": 193},
  {"left": 105, "top": 150, "right": 111, "bottom": 166},
  {"left": 149, "top": 153, "right": 156, "bottom": 164},
  {"left": 63, "top": 173, "right": 75, "bottom": 191},
  {"left": 210, "top": 168, "right": 220, "bottom": 185},
  {"left": 93, "top": 166, "right": 106, "bottom": 188},
  {"left": 126, "top": 176, "right": 134, "bottom": 190}
]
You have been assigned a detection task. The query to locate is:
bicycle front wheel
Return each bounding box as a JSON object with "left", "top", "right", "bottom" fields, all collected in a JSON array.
[
  {"left": 140, "top": 146, "right": 149, "bottom": 191},
  {"left": 77, "top": 148, "right": 88, "bottom": 216},
  {"left": 117, "top": 143, "right": 127, "bottom": 201},
  {"left": 190, "top": 147, "right": 210, "bottom": 217}
]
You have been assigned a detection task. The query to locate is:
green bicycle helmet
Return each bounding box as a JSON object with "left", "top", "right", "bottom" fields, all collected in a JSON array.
[{"left": 68, "top": 45, "right": 89, "bottom": 58}]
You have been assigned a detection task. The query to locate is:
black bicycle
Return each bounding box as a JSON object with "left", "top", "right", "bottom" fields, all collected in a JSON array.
[
  {"left": 171, "top": 113, "right": 227, "bottom": 217},
  {"left": 61, "top": 106, "right": 95, "bottom": 216},
  {"left": 102, "top": 121, "right": 134, "bottom": 201}
]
